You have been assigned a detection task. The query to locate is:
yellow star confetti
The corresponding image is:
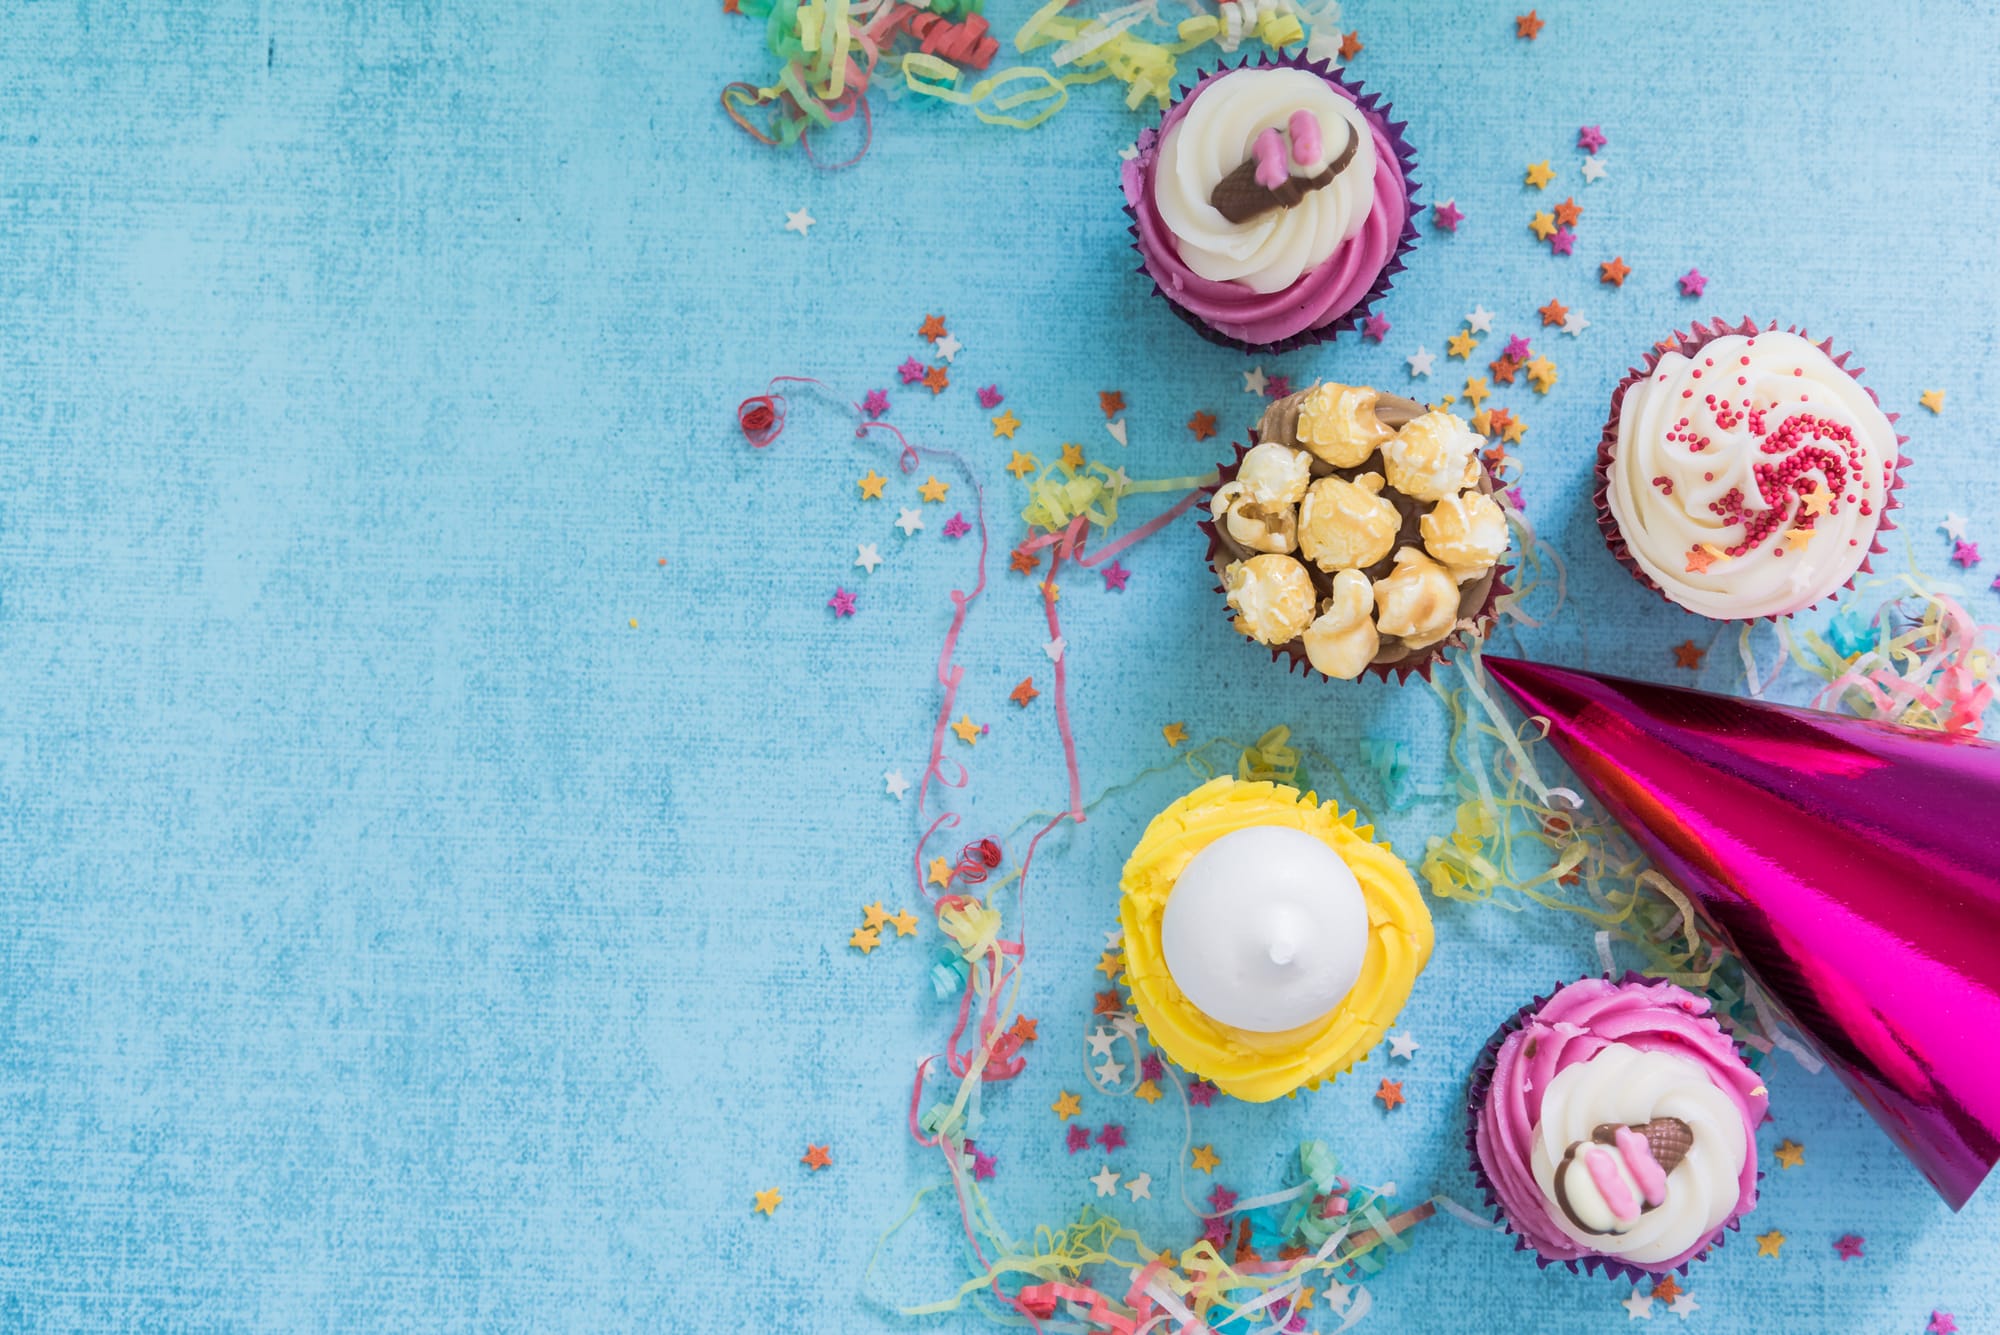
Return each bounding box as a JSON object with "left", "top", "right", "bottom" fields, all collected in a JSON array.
[
  {"left": 1006, "top": 451, "right": 1037, "bottom": 479},
  {"left": 888, "top": 908, "right": 920, "bottom": 937},
  {"left": 1502, "top": 417, "right": 1528, "bottom": 444},
  {"left": 928, "top": 857, "right": 955, "bottom": 888},
  {"left": 1785, "top": 528, "right": 1816, "bottom": 553},
  {"left": 1298, "top": 1288, "right": 1317, "bottom": 1311},
  {"left": 950, "top": 715, "right": 981, "bottom": 745},
  {"left": 753, "top": 1188, "right": 783, "bottom": 1215},
  {"left": 1525, "top": 160, "right": 1555, "bottom": 189},
  {"left": 1801, "top": 484, "right": 1833, "bottom": 516},
  {"left": 1040, "top": 580, "right": 1061, "bottom": 604},
  {"left": 1529, "top": 210, "right": 1556, "bottom": 239},
  {"left": 918, "top": 476, "right": 950, "bottom": 503},
  {"left": 1447, "top": 329, "right": 1479, "bottom": 359},
  {"left": 1462, "top": 377, "right": 1491, "bottom": 409},
  {"left": 849, "top": 926, "right": 881, "bottom": 954},
  {"left": 1756, "top": 1229, "right": 1785, "bottom": 1257},
  {"left": 1775, "top": 1139, "right": 1805, "bottom": 1169},
  {"left": 1524, "top": 356, "right": 1558, "bottom": 393},
  {"left": 1096, "top": 951, "right": 1122, "bottom": 979},
  {"left": 862, "top": 902, "right": 890, "bottom": 929},
  {"left": 858, "top": 470, "right": 887, "bottom": 499},
  {"left": 1162, "top": 721, "right": 1188, "bottom": 747},
  {"left": 992, "top": 410, "right": 1021, "bottom": 438},
  {"left": 1051, "top": 1090, "right": 1082, "bottom": 1120},
  {"left": 1060, "top": 442, "right": 1085, "bottom": 469},
  {"left": 1921, "top": 389, "right": 1946, "bottom": 414},
  {"left": 1191, "top": 1144, "right": 1220, "bottom": 1174},
  {"left": 1134, "top": 1080, "right": 1162, "bottom": 1104}
]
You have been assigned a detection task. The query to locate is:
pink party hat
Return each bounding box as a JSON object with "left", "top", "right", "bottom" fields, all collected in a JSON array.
[{"left": 1483, "top": 655, "right": 2000, "bottom": 1209}]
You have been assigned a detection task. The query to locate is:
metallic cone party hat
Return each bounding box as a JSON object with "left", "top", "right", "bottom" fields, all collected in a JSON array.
[{"left": 1483, "top": 655, "right": 2000, "bottom": 1209}]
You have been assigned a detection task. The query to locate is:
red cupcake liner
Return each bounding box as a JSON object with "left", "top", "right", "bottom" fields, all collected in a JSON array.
[
  {"left": 1593, "top": 316, "right": 1910, "bottom": 623},
  {"left": 1121, "top": 51, "right": 1421, "bottom": 356},
  {"left": 1197, "top": 435, "right": 1511, "bottom": 685},
  {"left": 1463, "top": 972, "right": 1762, "bottom": 1285}
]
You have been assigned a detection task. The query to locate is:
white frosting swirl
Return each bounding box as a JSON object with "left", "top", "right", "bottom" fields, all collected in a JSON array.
[
  {"left": 1528, "top": 1046, "right": 1748, "bottom": 1265},
  {"left": 1152, "top": 68, "right": 1378, "bottom": 294},
  {"left": 1605, "top": 330, "right": 1897, "bottom": 619}
]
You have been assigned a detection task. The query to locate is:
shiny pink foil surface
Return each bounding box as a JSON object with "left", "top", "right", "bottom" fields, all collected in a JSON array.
[{"left": 1484, "top": 655, "right": 2000, "bottom": 1209}]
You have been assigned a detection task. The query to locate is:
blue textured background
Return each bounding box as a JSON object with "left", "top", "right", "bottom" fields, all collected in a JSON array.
[{"left": 2, "top": 1, "right": 1996, "bottom": 1330}]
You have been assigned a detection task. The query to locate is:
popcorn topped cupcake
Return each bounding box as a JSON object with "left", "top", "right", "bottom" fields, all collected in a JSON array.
[
  {"left": 1201, "top": 382, "right": 1511, "bottom": 682},
  {"left": 1122, "top": 57, "right": 1418, "bottom": 353}
]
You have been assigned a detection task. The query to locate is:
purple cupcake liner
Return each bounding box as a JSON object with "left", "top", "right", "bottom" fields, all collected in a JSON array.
[
  {"left": 1120, "top": 51, "right": 1421, "bottom": 356},
  {"left": 1463, "top": 972, "right": 1762, "bottom": 1285},
  {"left": 1593, "top": 316, "right": 1911, "bottom": 623}
]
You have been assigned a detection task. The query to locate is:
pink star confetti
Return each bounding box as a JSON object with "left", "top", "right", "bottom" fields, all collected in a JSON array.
[
  {"left": 861, "top": 388, "right": 890, "bottom": 416},
  {"left": 1578, "top": 125, "right": 1607, "bottom": 154},
  {"left": 943, "top": 513, "right": 971, "bottom": 539},
  {"left": 828, "top": 587, "right": 856, "bottom": 617},
  {"left": 1065, "top": 1124, "right": 1091, "bottom": 1154},
  {"left": 1505, "top": 486, "right": 1525, "bottom": 510},
  {"left": 1502, "top": 334, "right": 1532, "bottom": 361},
  {"left": 1431, "top": 200, "right": 1464, "bottom": 231},
  {"left": 1207, "top": 1185, "right": 1238, "bottom": 1212},
  {"left": 1833, "top": 1233, "right": 1865, "bottom": 1261},
  {"left": 1265, "top": 375, "right": 1291, "bottom": 399},
  {"left": 1101, "top": 560, "right": 1131, "bottom": 592},
  {"left": 1363, "top": 313, "right": 1391, "bottom": 342},
  {"left": 1929, "top": 1312, "right": 1958, "bottom": 1334},
  {"left": 897, "top": 357, "right": 926, "bottom": 384},
  {"left": 1548, "top": 228, "right": 1576, "bottom": 256},
  {"left": 1188, "top": 1080, "right": 1217, "bottom": 1107},
  {"left": 1140, "top": 1052, "right": 1165, "bottom": 1081},
  {"left": 977, "top": 384, "right": 1004, "bottom": 409},
  {"left": 1679, "top": 268, "right": 1708, "bottom": 298},
  {"left": 1202, "top": 1216, "right": 1231, "bottom": 1246},
  {"left": 1954, "top": 540, "right": 1981, "bottom": 567},
  {"left": 969, "top": 1144, "right": 997, "bottom": 1181},
  {"left": 1096, "top": 1124, "right": 1126, "bottom": 1151}
]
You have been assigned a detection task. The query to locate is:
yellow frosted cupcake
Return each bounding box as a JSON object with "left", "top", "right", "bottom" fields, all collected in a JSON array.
[{"left": 1118, "top": 776, "right": 1432, "bottom": 1101}]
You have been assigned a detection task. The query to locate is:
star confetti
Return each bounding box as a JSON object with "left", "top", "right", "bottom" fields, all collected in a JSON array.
[
  {"left": 1090, "top": 1165, "right": 1120, "bottom": 1197},
  {"left": 1188, "top": 410, "right": 1218, "bottom": 440},
  {"left": 1242, "top": 367, "right": 1267, "bottom": 395},
  {"left": 1515, "top": 9, "right": 1543, "bottom": 39},
  {"left": 1538, "top": 299, "right": 1568, "bottom": 326},
  {"left": 1060, "top": 442, "right": 1085, "bottom": 468},
  {"left": 922, "top": 364, "right": 948, "bottom": 394},
  {"left": 861, "top": 389, "right": 889, "bottom": 416},
  {"left": 1524, "top": 160, "right": 1554, "bottom": 189},
  {"left": 1553, "top": 197, "right": 1582, "bottom": 227},
  {"left": 991, "top": 410, "right": 1020, "bottom": 438},
  {"left": 1929, "top": 1313, "right": 1958, "bottom": 1334},
  {"left": 1678, "top": 268, "right": 1707, "bottom": 298},
  {"left": 1051, "top": 1091, "right": 1081, "bottom": 1120},
  {"left": 1650, "top": 1277, "right": 1681, "bottom": 1304},
  {"left": 1009, "top": 546, "right": 1038, "bottom": 575},
  {"left": 1581, "top": 156, "right": 1608, "bottom": 182},
  {"left": 1388, "top": 1032, "right": 1420, "bottom": 1059},
  {"left": 803, "top": 1144, "right": 831, "bottom": 1170},
  {"left": 1670, "top": 1294, "right": 1698, "bottom": 1318},
  {"left": 1448, "top": 329, "right": 1479, "bottom": 359},
  {"left": 1162, "top": 721, "right": 1189, "bottom": 747},
  {"left": 1338, "top": 29, "right": 1362, "bottom": 59},
  {"left": 1006, "top": 451, "right": 1036, "bottom": 479},
  {"left": 1431, "top": 200, "right": 1464, "bottom": 232},
  {"left": 1601, "top": 256, "right": 1632, "bottom": 286},
  {"left": 1673, "top": 639, "right": 1705, "bottom": 670},
  {"left": 950, "top": 715, "right": 981, "bottom": 745},
  {"left": 1578, "top": 124, "right": 1607, "bottom": 153},
  {"left": 1191, "top": 1144, "right": 1220, "bottom": 1174},
  {"left": 1548, "top": 228, "right": 1576, "bottom": 256},
  {"left": 1622, "top": 1291, "right": 1653, "bottom": 1321},
  {"left": 1684, "top": 545, "right": 1716, "bottom": 574},
  {"left": 928, "top": 857, "right": 954, "bottom": 888},
  {"left": 1099, "top": 390, "right": 1125, "bottom": 418},
  {"left": 1466, "top": 306, "right": 1496, "bottom": 333},
  {"left": 1091, "top": 989, "right": 1120, "bottom": 1014},
  {"left": 1529, "top": 210, "right": 1556, "bottom": 241},
  {"left": 1188, "top": 1080, "right": 1217, "bottom": 1107},
  {"left": 1834, "top": 1234, "right": 1864, "bottom": 1261},
  {"left": 1501, "top": 334, "right": 1532, "bottom": 361},
  {"left": 919, "top": 314, "right": 947, "bottom": 341},
  {"left": 784, "top": 209, "right": 815, "bottom": 236},
  {"left": 1921, "top": 389, "right": 1946, "bottom": 414},
  {"left": 918, "top": 476, "right": 949, "bottom": 503},
  {"left": 888, "top": 908, "right": 919, "bottom": 936},
  {"left": 862, "top": 902, "right": 889, "bottom": 930},
  {"left": 1011, "top": 1016, "right": 1037, "bottom": 1042},
  {"left": 1954, "top": 540, "right": 1980, "bottom": 567},
  {"left": 849, "top": 925, "right": 880, "bottom": 953},
  {"left": 1562, "top": 309, "right": 1591, "bottom": 336},
  {"left": 884, "top": 771, "right": 909, "bottom": 800},
  {"left": 895, "top": 508, "right": 924, "bottom": 536},
  {"left": 1101, "top": 561, "right": 1131, "bottom": 592},
  {"left": 1010, "top": 678, "right": 1038, "bottom": 706},
  {"left": 1362, "top": 313, "right": 1391, "bottom": 342},
  {"left": 978, "top": 384, "right": 1004, "bottom": 408},
  {"left": 1097, "top": 1124, "right": 1126, "bottom": 1151},
  {"left": 828, "top": 588, "right": 856, "bottom": 617},
  {"left": 858, "top": 470, "right": 886, "bottom": 499},
  {"left": 942, "top": 513, "right": 971, "bottom": 539},
  {"left": 1407, "top": 347, "right": 1435, "bottom": 377},
  {"left": 897, "top": 357, "right": 925, "bottom": 384},
  {"left": 935, "top": 333, "right": 961, "bottom": 361},
  {"left": 1375, "top": 1079, "right": 1405, "bottom": 1110},
  {"left": 1774, "top": 1139, "right": 1804, "bottom": 1169},
  {"left": 1125, "top": 1171, "right": 1153, "bottom": 1200},
  {"left": 1463, "top": 377, "right": 1491, "bottom": 409},
  {"left": 1756, "top": 1229, "right": 1785, "bottom": 1257},
  {"left": 754, "top": 1188, "right": 783, "bottom": 1214},
  {"left": 1265, "top": 375, "right": 1291, "bottom": 398},
  {"left": 1134, "top": 1080, "right": 1161, "bottom": 1104},
  {"left": 1066, "top": 1124, "right": 1093, "bottom": 1153}
]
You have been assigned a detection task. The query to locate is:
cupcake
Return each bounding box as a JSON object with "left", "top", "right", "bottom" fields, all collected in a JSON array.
[
  {"left": 1121, "top": 56, "right": 1417, "bottom": 353},
  {"left": 1467, "top": 976, "right": 1768, "bottom": 1279},
  {"left": 1118, "top": 776, "right": 1433, "bottom": 1102},
  {"left": 1597, "top": 318, "right": 1906, "bottom": 620},
  {"left": 1200, "top": 381, "right": 1511, "bottom": 682}
]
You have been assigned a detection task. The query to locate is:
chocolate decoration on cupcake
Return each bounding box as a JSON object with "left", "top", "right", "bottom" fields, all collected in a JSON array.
[
  {"left": 1209, "top": 114, "right": 1361, "bottom": 224},
  {"left": 1552, "top": 1117, "right": 1695, "bottom": 1237}
]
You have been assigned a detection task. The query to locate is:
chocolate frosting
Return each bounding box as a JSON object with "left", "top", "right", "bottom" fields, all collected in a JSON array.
[{"left": 1208, "top": 121, "right": 1359, "bottom": 225}]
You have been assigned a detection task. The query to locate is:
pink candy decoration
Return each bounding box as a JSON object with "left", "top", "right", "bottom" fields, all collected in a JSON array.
[
  {"left": 1614, "top": 1125, "right": 1670, "bottom": 1206},
  {"left": 1287, "top": 109, "right": 1322, "bottom": 165},
  {"left": 1584, "top": 1146, "right": 1641, "bottom": 1222},
  {"left": 1251, "top": 128, "right": 1288, "bottom": 189}
]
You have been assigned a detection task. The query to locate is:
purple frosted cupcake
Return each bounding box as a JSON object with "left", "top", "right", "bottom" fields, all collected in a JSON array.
[
  {"left": 1467, "top": 977, "right": 1768, "bottom": 1279},
  {"left": 1121, "top": 56, "right": 1417, "bottom": 353}
]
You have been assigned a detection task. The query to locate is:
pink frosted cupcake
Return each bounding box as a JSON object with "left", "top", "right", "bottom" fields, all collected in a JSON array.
[
  {"left": 1467, "top": 976, "right": 1767, "bottom": 1280},
  {"left": 1121, "top": 55, "right": 1417, "bottom": 353},
  {"left": 1596, "top": 318, "right": 1907, "bottom": 620}
]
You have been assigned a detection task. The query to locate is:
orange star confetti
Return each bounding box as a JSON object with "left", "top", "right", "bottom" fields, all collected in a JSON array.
[
  {"left": 1600, "top": 256, "right": 1632, "bottom": 287},
  {"left": 1011, "top": 1015, "right": 1038, "bottom": 1042},
  {"left": 1338, "top": 29, "right": 1363, "bottom": 59},
  {"left": 1099, "top": 390, "right": 1125, "bottom": 418},
  {"left": 1650, "top": 1276, "right": 1682, "bottom": 1303},
  {"left": 858, "top": 470, "right": 887, "bottom": 499},
  {"left": 1489, "top": 356, "right": 1522, "bottom": 385},
  {"left": 1162, "top": 721, "right": 1189, "bottom": 747},
  {"left": 1191, "top": 1145, "right": 1220, "bottom": 1174},
  {"left": 1375, "top": 1078, "right": 1405, "bottom": 1110},
  {"left": 849, "top": 926, "right": 881, "bottom": 954},
  {"left": 1093, "top": 990, "right": 1124, "bottom": 1015},
  {"left": 1010, "top": 546, "right": 1039, "bottom": 574},
  {"left": 802, "top": 1144, "right": 832, "bottom": 1171},
  {"left": 1673, "top": 639, "right": 1705, "bottom": 670},
  {"left": 1187, "top": 410, "right": 1217, "bottom": 441},
  {"left": 1010, "top": 678, "right": 1039, "bottom": 706},
  {"left": 1684, "top": 545, "right": 1716, "bottom": 574},
  {"left": 1515, "top": 9, "right": 1543, "bottom": 39},
  {"left": 1538, "top": 298, "right": 1569, "bottom": 326},
  {"left": 1482, "top": 407, "right": 1516, "bottom": 439},
  {"left": 1481, "top": 445, "right": 1510, "bottom": 476},
  {"left": 922, "top": 364, "right": 949, "bottom": 393},
  {"left": 919, "top": 314, "right": 947, "bottom": 341},
  {"left": 1553, "top": 196, "right": 1582, "bottom": 227}
]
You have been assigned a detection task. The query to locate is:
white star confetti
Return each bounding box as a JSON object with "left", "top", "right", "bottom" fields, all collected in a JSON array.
[
  {"left": 1388, "top": 1032, "right": 1420, "bottom": 1060},
  {"left": 884, "top": 770, "right": 909, "bottom": 800},
  {"left": 1943, "top": 513, "right": 1970, "bottom": 541},
  {"left": 1090, "top": 1165, "right": 1120, "bottom": 1197},
  {"left": 1086, "top": 1028, "right": 1117, "bottom": 1058},
  {"left": 784, "top": 208, "right": 815, "bottom": 236},
  {"left": 1668, "top": 1293, "right": 1698, "bottom": 1319},
  {"left": 855, "top": 543, "right": 882, "bottom": 572},
  {"left": 1044, "top": 636, "right": 1066, "bottom": 662},
  {"left": 1243, "top": 367, "right": 1268, "bottom": 395},
  {"left": 936, "top": 333, "right": 962, "bottom": 362},
  {"left": 1582, "top": 157, "right": 1608, "bottom": 183},
  {"left": 1622, "top": 1290, "right": 1654, "bottom": 1321},
  {"left": 1466, "top": 305, "right": 1495, "bottom": 334},
  {"left": 895, "top": 508, "right": 924, "bottom": 536},
  {"left": 1406, "top": 347, "right": 1435, "bottom": 378},
  {"left": 1124, "top": 1171, "right": 1152, "bottom": 1201},
  {"left": 1562, "top": 310, "right": 1592, "bottom": 337},
  {"left": 1094, "top": 1057, "right": 1126, "bottom": 1084},
  {"left": 1106, "top": 419, "right": 1127, "bottom": 446}
]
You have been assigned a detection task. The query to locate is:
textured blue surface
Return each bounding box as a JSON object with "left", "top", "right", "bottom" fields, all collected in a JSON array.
[{"left": 3, "top": 1, "right": 1998, "bottom": 1330}]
